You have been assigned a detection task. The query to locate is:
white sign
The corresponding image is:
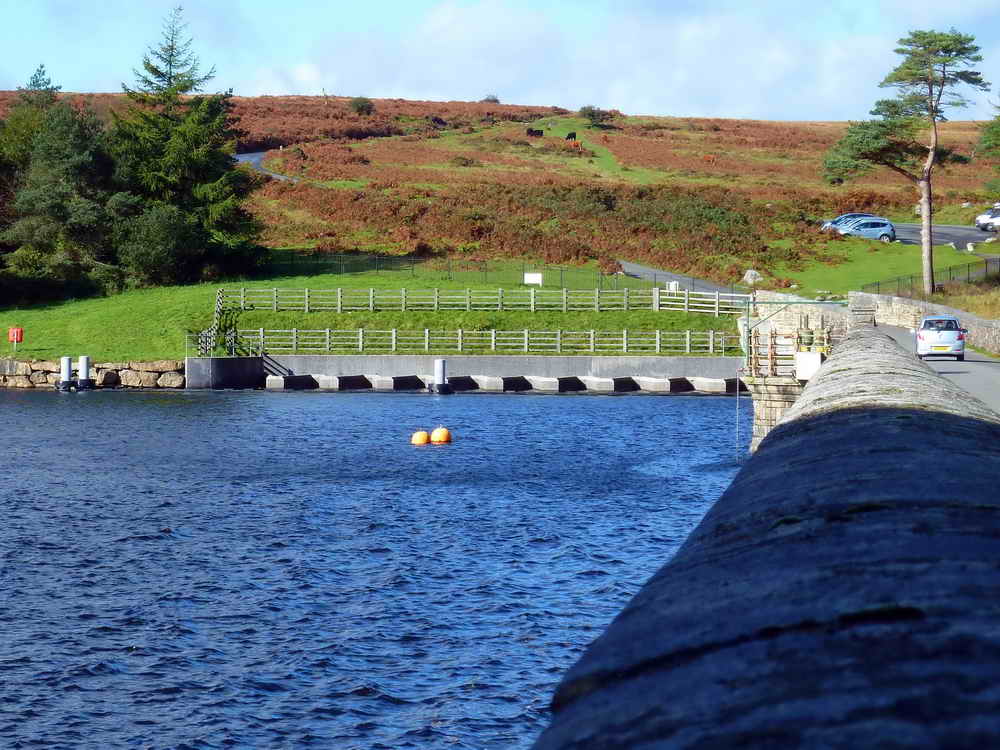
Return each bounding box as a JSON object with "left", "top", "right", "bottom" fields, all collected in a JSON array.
[{"left": 523, "top": 272, "right": 543, "bottom": 286}]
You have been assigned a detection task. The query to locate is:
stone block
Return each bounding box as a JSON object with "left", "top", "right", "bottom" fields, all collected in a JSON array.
[
  {"left": 118, "top": 369, "right": 143, "bottom": 387},
  {"left": 30, "top": 360, "right": 60, "bottom": 372},
  {"left": 46, "top": 373, "right": 60, "bottom": 385},
  {"left": 472, "top": 375, "right": 504, "bottom": 392},
  {"left": 96, "top": 362, "right": 127, "bottom": 371},
  {"left": 634, "top": 376, "right": 694, "bottom": 393},
  {"left": 157, "top": 371, "right": 185, "bottom": 388},
  {"left": 29, "top": 371, "right": 49, "bottom": 385},
  {"left": 95, "top": 369, "right": 120, "bottom": 387},
  {"left": 8, "top": 376, "right": 34, "bottom": 388},
  {"left": 688, "top": 376, "right": 728, "bottom": 393},
  {"left": 131, "top": 359, "right": 183, "bottom": 373}
]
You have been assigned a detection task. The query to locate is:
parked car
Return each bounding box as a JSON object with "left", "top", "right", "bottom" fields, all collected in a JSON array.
[
  {"left": 837, "top": 217, "right": 896, "bottom": 242},
  {"left": 974, "top": 204, "right": 1000, "bottom": 231},
  {"left": 915, "top": 314, "right": 966, "bottom": 360},
  {"left": 820, "top": 212, "right": 875, "bottom": 231}
]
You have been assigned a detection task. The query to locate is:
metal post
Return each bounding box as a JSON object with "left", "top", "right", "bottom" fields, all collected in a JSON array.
[
  {"left": 77, "top": 355, "right": 94, "bottom": 390},
  {"left": 58, "top": 356, "right": 73, "bottom": 391},
  {"left": 433, "top": 358, "right": 453, "bottom": 394}
]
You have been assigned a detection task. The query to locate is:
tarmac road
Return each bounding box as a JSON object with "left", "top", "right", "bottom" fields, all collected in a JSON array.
[
  {"left": 894, "top": 222, "right": 990, "bottom": 248},
  {"left": 881, "top": 323, "right": 1000, "bottom": 415}
]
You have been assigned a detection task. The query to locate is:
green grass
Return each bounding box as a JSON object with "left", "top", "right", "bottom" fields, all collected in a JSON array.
[
  {"left": 775, "top": 239, "right": 979, "bottom": 296},
  {"left": 0, "top": 260, "right": 724, "bottom": 361}
]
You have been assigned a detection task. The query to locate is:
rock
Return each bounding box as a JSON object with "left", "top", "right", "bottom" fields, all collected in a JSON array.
[
  {"left": 742, "top": 269, "right": 764, "bottom": 286},
  {"left": 29, "top": 371, "right": 49, "bottom": 385},
  {"left": 962, "top": 201, "right": 972, "bottom": 207},
  {"left": 157, "top": 371, "right": 185, "bottom": 388},
  {"left": 8, "top": 376, "right": 34, "bottom": 388},
  {"left": 95, "top": 362, "right": 127, "bottom": 370},
  {"left": 95, "top": 369, "right": 120, "bottom": 387},
  {"left": 118, "top": 369, "right": 143, "bottom": 387},
  {"left": 131, "top": 359, "right": 183, "bottom": 373},
  {"left": 46, "top": 373, "right": 60, "bottom": 385},
  {"left": 13, "top": 361, "right": 31, "bottom": 376},
  {"left": 790, "top": 284, "right": 799, "bottom": 289},
  {"left": 30, "top": 360, "right": 60, "bottom": 372}
]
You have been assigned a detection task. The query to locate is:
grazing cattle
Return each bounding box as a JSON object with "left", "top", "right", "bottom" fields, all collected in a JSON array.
[
  {"left": 565, "top": 132, "right": 576, "bottom": 140},
  {"left": 526, "top": 128, "right": 544, "bottom": 137}
]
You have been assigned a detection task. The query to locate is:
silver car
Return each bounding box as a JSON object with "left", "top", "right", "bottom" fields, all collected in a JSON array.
[
  {"left": 915, "top": 314, "right": 966, "bottom": 361},
  {"left": 837, "top": 217, "right": 896, "bottom": 242}
]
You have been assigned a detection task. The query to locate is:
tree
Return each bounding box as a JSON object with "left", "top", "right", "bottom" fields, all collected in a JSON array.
[
  {"left": 124, "top": 5, "right": 215, "bottom": 104},
  {"left": 824, "top": 29, "right": 988, "bottom": 295},
  {"left": 579, "top": 105, "right": 614, "bottom": 127},
  {"left": 0, "top": 64, "right": 62, "bottom": 174},
  {"left": 979, "top": 111, "right": 1000, "bottom": 196},
  {"left": 1, "top": 103, "right": 114, "bottom": 284},
  {"left": 481, "top": 94, "right": 500, "bottom": 104},
  {"left": 109, "top": 6, "right": 261, "bottom": 283},
  {"left": 349, "top": 96, "right": 375, "bottom": 116}
]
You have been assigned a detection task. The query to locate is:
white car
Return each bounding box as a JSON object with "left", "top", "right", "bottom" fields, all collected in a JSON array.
[
  {"left": 974, "top": 204, "right": 1000, "bottom": 231},
  {"left": 915, "top": 314, "right": 966, "bottom": 361}
]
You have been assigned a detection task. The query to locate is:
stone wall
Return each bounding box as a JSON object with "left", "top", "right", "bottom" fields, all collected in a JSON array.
[
  {"left": 534, "top": 327, "right": 1000, "bottom": 748},
  {"left": 0, "top": 358, "right": 185, "bottom": 389},
  {"left": 752, "top": 289, "right": 854, "bottom": 336},
  {"left": 851, "top": 290, "right": 1000, "bottom": 354}
]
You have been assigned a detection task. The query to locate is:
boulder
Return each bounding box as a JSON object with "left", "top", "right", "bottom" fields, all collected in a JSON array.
[
  {"left": 157, "top": 371, "right": 185, "bottom": 388},
  {"left": 46, "top": 373, "right": 60, "bottom": 385},
  {"left": 96, "top": 362, "right": 127, "bottom": 370},
  {"left": 31, "top": 360, "right": 60, "bottom": 372},
  {"left": 140, "top": 371, "right": 160, "bottom": 387},
  {"left": 95, "top": 369, "right": 120, "bottom": 387},
  {"left": 8, "top": 376, "right": 34, "bottom": 388},
  {"left": 118, "top": 369, "right": 143, "bottom": 387},
  {"left": 742, "top": 269, "right": 764, "bottom": 286},
  {"left": 14, "top": 361, "right": 32, "bottom": 376},
  {"left": 29, "top": 371, "right": 49, "bottom": 385},
  {"left": 131, "top": 359, "right": 183, "bottom": 373}
]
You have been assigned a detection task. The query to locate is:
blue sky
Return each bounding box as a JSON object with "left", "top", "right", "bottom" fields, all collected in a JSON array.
[{"left": 2, "top": 0, "right": 998, "bottom": 120}]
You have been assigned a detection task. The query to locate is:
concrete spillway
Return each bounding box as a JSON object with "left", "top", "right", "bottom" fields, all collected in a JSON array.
[{"left": 534, "top": 327, "right": 1000, "bottom": 748}]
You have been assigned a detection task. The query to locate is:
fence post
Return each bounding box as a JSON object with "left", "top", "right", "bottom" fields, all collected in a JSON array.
[
  {"left": 424, "top": 328, "right": 430, "bottom": 352},
  {"left": 530, "top": 288, "right": 536, "bottom": 312},
  {"left": 392, "top": 328, "right": 397, "bottom": 352},
  {"left": 684, "top": 288, "right": 689, "bottom": 313},
  {"left": 491, "top": 329, "right": 496, "bottom": 352},
  {"left": 337, "top": 288, "right": 342, "bottom": 313},
  {"left": 401, "top": 287, "right": 407, "bottom": 311},
  {"left": 590, "top": 329, "right": 596, "bottom": 353},
  {"left": 556, "top": 329, "right": 561, "bottom": 353},
  {"left": 273, "top": 287, "right": 278, "bottom": 311},
  {"left": 304, "top": 288, "right": 310, "bottom": 313},
  {"left": 434, "top": 288, "right": 439, "bottom": 311},
  {"left": 656, "top": 329, "right": 661, "bottom": 354},
  {"left": 369, "top": 288, "right": 375, "bottom": 312},
  {"left": 563, "top": 288, "right": 568, "bottom": 312},
  {"left": 653, "top": 286, "right": 660, "bottom": 311},
  {"left": 595, "top": 288, "right": 600, "bottom": 311},
  {"left": 622, "top": 329, "right": 628, "bottom": 353},
  {"left": 497, "top": 288, "right": 503, "bottom": 311},
  {"left": 466, "top": 288, "right": 471, "bottom": 311},
  {"left": 325, "top": 328, "right": 331, "bottom": 352},
  {"left": 292, "top": 328, "right": 298, "bottom": 352},
  {"left": 259, "top": 327, "right": 265, "bottom": 355},
  {"left": 624, "top": 288, "right": 629, "bottom": 311},
  {"left": 685, "top": 330, "right": 691, "bottom": 353},
  {"left": 714, "top": 291, "right": 720, "bottom": 317},
  {"left": 524, "top": 329, "right": 529, "bottom": 353},
  {"left": 458, "top": 328, "right": 463, "bottom": 352},
  {"left": 241, "top": 287, "right": 246, "bottom": 310},
  {"left": 709, "top": 330, "right": 715, "bottom": 354}
]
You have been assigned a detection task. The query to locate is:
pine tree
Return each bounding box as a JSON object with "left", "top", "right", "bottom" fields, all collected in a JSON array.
[{"left": 124, "top": 5, "right": 215, "bottom": 104}]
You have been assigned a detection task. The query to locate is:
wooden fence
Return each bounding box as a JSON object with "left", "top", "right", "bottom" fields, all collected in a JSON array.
[
  {"left": 203, "top": 328, "right": 741, "bottom": 356},
  {"left": 216, "top": 287, "right": 751, "bottom": 316}
]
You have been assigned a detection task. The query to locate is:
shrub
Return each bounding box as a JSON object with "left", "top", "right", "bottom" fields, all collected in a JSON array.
[
  {"left": 579, "top": 105, "right": 614, "bottom": 127},
  {"left": 349, "top": 96, "right": 375, "bottom": 116},
  {"left": 481, "top": 94, "right": 500, "bottom": 104}
]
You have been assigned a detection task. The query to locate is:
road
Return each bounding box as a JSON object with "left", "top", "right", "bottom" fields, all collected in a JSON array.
[
  {"left": 893, "top": 222, "right": 989, "bottom": 248},
  {"left": 235, "top": 151, "right": 297, "bottom": 182},
  {"left": 882, "top": 324, "right": 1000, "bottom": 415},
  {"left": 616, "top": 260, "right": 739, "bottom": 294}
]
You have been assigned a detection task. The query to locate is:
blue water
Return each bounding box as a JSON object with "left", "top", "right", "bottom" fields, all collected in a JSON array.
[{"left": 0, "top": 390, "right": 750, "bottom": 749}]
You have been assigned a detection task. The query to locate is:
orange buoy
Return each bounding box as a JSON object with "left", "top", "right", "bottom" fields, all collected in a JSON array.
[
  {"left": 430, "top": 426, "right": 452, "bottom": 444},
  {"left": 411, "top": 430, "right": 430, "bottom": 446}
]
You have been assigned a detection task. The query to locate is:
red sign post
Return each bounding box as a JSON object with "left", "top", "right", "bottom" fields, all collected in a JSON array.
[{"left": 8, "top": 327, "right": 23, "bottom": 353}]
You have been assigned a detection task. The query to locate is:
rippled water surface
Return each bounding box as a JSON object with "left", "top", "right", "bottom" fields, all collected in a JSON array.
[{"left": 1, "top": 389, "right": 750, "bottom": 749}]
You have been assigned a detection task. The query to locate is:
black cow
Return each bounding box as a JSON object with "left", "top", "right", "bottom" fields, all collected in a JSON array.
[
  {"left": 565, "top": 132, "right": 576, "bottom": 140},
  {"left": 526, "top": 128, "right": 544, "bottom": 137}
]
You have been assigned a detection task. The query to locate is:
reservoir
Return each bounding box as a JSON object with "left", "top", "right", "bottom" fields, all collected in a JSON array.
[{"left": 1, "top": 390, "right": 750, "bottom": 748}]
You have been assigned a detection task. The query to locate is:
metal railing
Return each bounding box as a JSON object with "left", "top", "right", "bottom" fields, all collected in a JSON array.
[
  {"left": 860, "top": 258, "right": 1000, "bottom": 296},
  {"left": 191, "top": 328, "right": 741, "bottom": 357}
]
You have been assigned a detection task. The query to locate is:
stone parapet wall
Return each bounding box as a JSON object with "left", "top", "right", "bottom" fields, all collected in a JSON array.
[
  {"left": 739, "top": 375, "right": 804, "bottom": 451},
  {"left": 534, "top": 327, "right": 1000, "bottom": 748},
  {"left": 0, "top": 358, "right": 185, "bottom": 389},
  {"left": 752, "top": 290, "right": 853, "bottom": 336},
  {"left": 850, "top": 290, "right": 1000, "bottom": 354}
]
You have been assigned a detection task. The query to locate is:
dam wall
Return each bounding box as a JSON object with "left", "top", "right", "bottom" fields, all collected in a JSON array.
[{"left": 534, "top": 326, "right": 1000, "bottom": 747}]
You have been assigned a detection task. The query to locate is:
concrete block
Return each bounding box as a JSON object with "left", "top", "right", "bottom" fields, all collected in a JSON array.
[
  {"left": 501, "top": 375, "right": 532, "bottom": 392},
  {"left": 634, "top": 377, "right": 694, "bottom": 393},
  {"left": 472, "top": 375, "right": 505, "bottom": 392},
  {"left": 447, "top": 375, "right": 479, "bottom": 392},
  {"left": 580, "top": 376, "right": 640, "bottom": 393},
  {"left": 688, "top": 376, "right": 728, "bottom": 393},
  {"left": 315, "top": 375, "right": 338, "bottom": 390},
  {"left": 265, "top": 375, "right": 284, "bottom": 390},
  {"left": 527, "top": 375, "right": 586, "bottom": 393},
  {"left": 335, "top": 375, "right": 372, "bottom": 391},
  {"left": 265, "top": 374, "right": 318, "bottom": 390}
]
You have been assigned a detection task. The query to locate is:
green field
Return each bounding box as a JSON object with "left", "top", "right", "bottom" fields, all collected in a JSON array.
[{"left": 775, "top": 239, "right": 978, "bottom": 296}]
